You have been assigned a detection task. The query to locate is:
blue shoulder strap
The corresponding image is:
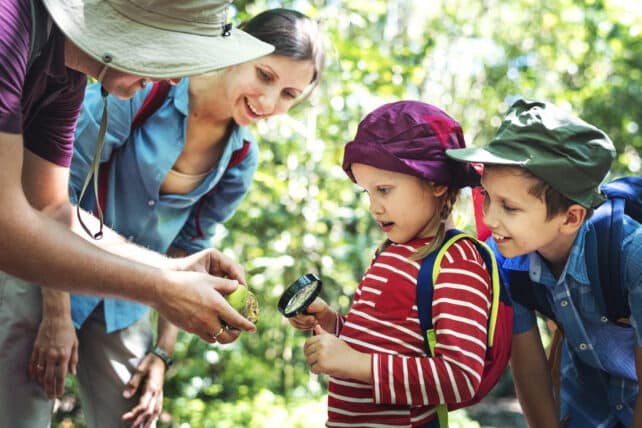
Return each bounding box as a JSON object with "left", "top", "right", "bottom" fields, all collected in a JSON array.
[
  {"left": 588, "top": 176, "right": 641, "bottom": 322},
  {"left": 416, "top": 229, "right": 503, "bottom": 428},
  {"left": 416, "top": 229, "right": 460, "bottom": 350},
  {"left": 416, "top": 229, "right": 461, "bottom": 428},
  {"left": 417, "top": 229, "right": 502, "bottom": 351}
]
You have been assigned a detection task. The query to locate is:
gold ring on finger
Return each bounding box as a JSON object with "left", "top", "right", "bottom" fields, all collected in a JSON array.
[{"left": 212, "top": 327, "right": 225, "bottom": 341}]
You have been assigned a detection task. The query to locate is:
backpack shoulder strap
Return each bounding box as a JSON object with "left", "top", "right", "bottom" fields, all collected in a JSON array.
[
  {"left": 190, "top": 139, "right": 253, "bottom": 241},
  {"left": 506, "top": 268, "right": 558, "bottom": 324},
  {"left": 488, "top": 235, "right": 559, "bottom": 323},
  {"left": 131, "top": 81, "right": 172, "bottom": 131},
  {"left": 417, "top": 229, "right": 501, "bottom": 352},
  {"left": 28, "top": 0, "right": 53, "bottom": 71},
  {"left": 587, "top": 176, "right": 640, "bottom": 322},
  {"left": 416, "top": 229, "right": 501, "bottom": 428},
  {"left": 96, "top": 81, "right": 171, "bottom": 214}
]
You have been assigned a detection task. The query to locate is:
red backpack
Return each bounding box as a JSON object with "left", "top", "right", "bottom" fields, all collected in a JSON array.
[{"left": 416, "top": 229, "right": 513, "bottom": 427}]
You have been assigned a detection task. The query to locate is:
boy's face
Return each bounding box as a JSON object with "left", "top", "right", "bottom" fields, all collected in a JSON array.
[{"left": 480, "top": 166, "right": 570, "bottom": 261}]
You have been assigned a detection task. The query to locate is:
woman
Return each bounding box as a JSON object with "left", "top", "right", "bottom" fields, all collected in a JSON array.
[{"left": 32, "top": 9, "right": 325, "bottom": 428}]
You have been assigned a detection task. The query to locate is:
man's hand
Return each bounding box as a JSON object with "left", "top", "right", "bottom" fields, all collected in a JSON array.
[
  {"left": 28, "top": 312, "right": 78, "bottom": 399},
  {"left": 155, "top": 249, "right": 254, "bottom": 343},
  {"left": 170, "top": 248, "right": 246, "bottom": 283},
  {"left": 121, "top": 353, "right": 166, "bottom": 428}
]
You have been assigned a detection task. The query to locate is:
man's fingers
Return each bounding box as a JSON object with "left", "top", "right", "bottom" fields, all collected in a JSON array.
[
  {"left": 36, "top": 355, "right": 47, "bottom": 385},
  {"left": 211, "top": 326, "right": 241, "bottom": 345},
  {"left": 206, "top": 250, "right": 246, "bottom": 283},
  {"left": 56, "top": 364, "right": 67, "bottom": 397},
  {"left": 213, "top": 278, "right": 241, "bottom": 294},
  {"left": 69, "top": 345, "right": 78, "bottom": 376},
  {"left": 28, "top": 350, "right": 40, "bottom": 380},
  {"left": 44, "top": 363, "right": 56, "bottom": 398},
  {"left": 209, "top": 289, "right": 255, "bottom": 334}
]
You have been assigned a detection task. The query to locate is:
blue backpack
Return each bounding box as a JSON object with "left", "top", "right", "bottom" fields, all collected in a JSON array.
[
  {"left": 506, "top": 176, "right": 642, "bottom": 325},
  {"left": 416, "top": 229, "right": 513, "bottom": 427}
]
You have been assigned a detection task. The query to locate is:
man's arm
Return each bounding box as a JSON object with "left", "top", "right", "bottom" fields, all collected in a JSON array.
[
  {"left": 510, "top": 326, "right": 560, "bottom": 427},
  {"left": 1, "top": 133, "right": 254, "bottom": 341}
]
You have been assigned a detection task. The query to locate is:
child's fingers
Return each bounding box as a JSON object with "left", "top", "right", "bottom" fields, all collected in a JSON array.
[
  {"left": 305, "top": 297, "right": 328, "bottom": 314},
  {"left": 313, "top": 324, "right": 328, "bottom": 335},
  {"left": 288, "top": 315, "right": 317, "bottom": 330}
]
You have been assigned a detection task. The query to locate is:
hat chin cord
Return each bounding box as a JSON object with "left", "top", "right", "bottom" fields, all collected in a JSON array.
[
  {"left": 76, "top": 64, "right": 110, "bottom": 240},
  {"left": 96, "top": 63, "right": 109, "bottom": 84}
]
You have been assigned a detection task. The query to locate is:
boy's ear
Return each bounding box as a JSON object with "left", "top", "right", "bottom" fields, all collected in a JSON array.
[{"left": 560, "top": 204, "right": 587, "bottom": 234}]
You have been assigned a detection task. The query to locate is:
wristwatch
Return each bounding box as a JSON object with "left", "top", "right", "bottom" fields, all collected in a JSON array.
[{"left": 149, "top": 346, "right": 174, "bottom": 368}]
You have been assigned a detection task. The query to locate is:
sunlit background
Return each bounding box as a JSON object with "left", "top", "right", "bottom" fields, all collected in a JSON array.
[{"left": 54, "top": 0, "right": 642, "bottom": 426}]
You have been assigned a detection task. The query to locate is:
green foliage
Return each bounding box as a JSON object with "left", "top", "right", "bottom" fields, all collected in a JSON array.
[{"left": 56, "top": 0, "right": 641, "bottom": 427}]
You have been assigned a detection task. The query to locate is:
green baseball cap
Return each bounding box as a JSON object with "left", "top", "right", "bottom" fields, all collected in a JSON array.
[{"left": 446, "top": 98, "right": 616, "bottom": 208}]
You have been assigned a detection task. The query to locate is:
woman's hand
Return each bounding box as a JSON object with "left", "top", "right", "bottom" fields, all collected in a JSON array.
[{"left": 121, "top": 352, "right": 167, "bottom": 428}]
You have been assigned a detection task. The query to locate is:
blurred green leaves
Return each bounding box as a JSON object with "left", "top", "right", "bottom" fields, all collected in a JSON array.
[{"left": 56, "top": 0, "right": 642, "bottom": 426}]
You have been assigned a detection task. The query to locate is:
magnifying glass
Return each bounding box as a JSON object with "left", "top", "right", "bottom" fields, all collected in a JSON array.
[{"left": 278, "top": 273, "right": 323, "bottom": 318}]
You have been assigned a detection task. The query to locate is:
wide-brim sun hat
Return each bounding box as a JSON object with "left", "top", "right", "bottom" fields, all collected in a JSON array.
[
  {"left": 446, "top": 98, "right": 616, "bottom": 208},
  {"left": 343, "top": 100, "right": 480, "bottom": 189},
  {"left": 41, "top": 0, "right": 275, "bottom": 79}
]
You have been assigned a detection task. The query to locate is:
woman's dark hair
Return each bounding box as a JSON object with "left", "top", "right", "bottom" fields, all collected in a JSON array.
[{"left": 241, "top": 9, "right": 325, "bottom": 97}]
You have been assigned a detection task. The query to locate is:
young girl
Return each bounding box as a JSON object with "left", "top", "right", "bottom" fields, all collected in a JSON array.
[
  {"left": 289, "top": 101, "right": 491, "bottom": 427},
  {"left": 30, "top": 9, "right": 325, "bottom": 428}
]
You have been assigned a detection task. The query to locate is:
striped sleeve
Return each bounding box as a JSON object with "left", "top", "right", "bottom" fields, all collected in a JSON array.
[{"left": 372, "top": 238, "right": 492, "bottom": 406}]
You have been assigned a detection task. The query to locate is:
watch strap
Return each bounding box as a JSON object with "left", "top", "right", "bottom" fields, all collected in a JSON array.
[{"left": 149, "top": 346, "right": 174, "bottom": 368}]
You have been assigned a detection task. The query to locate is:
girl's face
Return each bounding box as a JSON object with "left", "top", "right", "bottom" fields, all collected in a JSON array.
[
  {"left": 219, "top": 54, "right": 315, "bottom": 126},
  {"left": 351, "top": 163, "right": 444, "bottom": 244}
]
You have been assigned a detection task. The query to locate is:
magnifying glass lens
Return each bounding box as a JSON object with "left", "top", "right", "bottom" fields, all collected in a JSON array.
[
  {"left": 278, "top": 273, "right": 322, "bottom": 317},
  {"left": 284, "top": 284, "right": 318, "bottom": 313}
]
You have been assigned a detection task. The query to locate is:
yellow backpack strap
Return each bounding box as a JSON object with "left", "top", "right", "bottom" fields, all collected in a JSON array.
[
  {"left": 431, "top": 234, "right": 500, "bottom": 347},
  {"left": 423, "top": 232, "right": 501, "bottom": 427}
]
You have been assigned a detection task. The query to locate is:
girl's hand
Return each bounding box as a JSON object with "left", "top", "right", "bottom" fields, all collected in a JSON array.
[
  {"left": 303, "top": 324, "right": 371, "bottom": 382},
  {"left": 288, "top": 297, "right": 335, "bottom": 331}
]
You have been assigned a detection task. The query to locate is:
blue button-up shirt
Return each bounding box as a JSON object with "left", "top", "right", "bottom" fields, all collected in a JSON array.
[
  {"left": 508, "top": 215, "right": 642, "bottom": 427},
  {"left": 68, "top": 80, "right": 258, "bottom": 333}
]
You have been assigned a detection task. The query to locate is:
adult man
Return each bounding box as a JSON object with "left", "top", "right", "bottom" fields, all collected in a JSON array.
[{"left": 0, "top": 0, "right": 273, "bottom": 425}]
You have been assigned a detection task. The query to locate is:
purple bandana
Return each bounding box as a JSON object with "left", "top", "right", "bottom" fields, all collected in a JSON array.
[{"left": 343, "top": 101, "right": 480, "bottom": 188}]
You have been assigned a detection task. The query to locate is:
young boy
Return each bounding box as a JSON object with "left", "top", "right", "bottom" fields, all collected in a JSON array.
[{"left": 446, "top": 98, "right": 642, "bottom": 428}]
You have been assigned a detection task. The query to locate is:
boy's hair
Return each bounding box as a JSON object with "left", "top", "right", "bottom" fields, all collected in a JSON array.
[
  {"left": 446, "top": 98, "right": 616, "bottom": 209},
  {"left": 240, "top": 9, "right": 326, "bottom": 101}
]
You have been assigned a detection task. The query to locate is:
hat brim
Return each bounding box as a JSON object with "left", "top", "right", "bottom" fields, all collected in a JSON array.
[
  {"left": 446, "top": 147, "right": 526, "bottom": 166},
  {"left": 42, "top": 0, "right": 275, "bottom": 79}
]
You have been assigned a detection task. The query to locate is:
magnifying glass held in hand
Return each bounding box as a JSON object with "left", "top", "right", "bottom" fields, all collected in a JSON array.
[{"left": 278, "top": 273, "right": 323, "bottom": 317}]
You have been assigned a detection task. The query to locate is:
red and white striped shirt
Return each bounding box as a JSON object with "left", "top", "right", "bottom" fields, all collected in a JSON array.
[{"left": 327, "top": 236, "right": 491, "bottom": 427}]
